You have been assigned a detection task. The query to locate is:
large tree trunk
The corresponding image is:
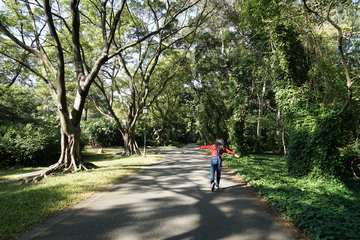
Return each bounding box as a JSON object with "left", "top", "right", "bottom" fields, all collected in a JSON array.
[
  {"left": 58, "top": 129, "right": 81, "bottom": 171},
  {"left": 123, "top": 130, "right": 141, "bottom": 156},
  {"left": 14, "top": 115, "right": 97, "bottom": 184}
]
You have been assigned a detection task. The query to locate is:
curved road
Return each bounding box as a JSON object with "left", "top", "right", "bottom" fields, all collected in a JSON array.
[{"left": 18, "top": 144, "right": 296, "bottom": 240}]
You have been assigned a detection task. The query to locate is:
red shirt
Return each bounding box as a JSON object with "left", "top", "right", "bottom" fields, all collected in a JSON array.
[{"left": 199, "top": 144, "right": 236, "bottom": 157}]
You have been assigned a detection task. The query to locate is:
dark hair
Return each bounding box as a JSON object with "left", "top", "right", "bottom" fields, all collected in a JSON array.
[{"left": 214, "top": 138, "right": 224, "bottom": 151}]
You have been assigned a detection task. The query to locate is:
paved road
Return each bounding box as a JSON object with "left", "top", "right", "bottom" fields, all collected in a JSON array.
[{"left": 18, "top": 144, "right": 295, "bottom": 240}]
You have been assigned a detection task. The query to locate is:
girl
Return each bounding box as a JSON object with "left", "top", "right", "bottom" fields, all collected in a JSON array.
[{"left": 195, "top": 138, "right": 239, "bottom": 192}]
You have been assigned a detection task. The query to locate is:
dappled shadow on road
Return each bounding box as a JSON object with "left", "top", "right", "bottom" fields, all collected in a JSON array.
[{"left": 31, "top": 144, "right": 294, "bottom": 240}]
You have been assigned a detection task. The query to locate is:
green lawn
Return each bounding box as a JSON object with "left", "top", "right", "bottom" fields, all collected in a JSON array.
[
  {"left": 223, "top": 154, "right": 360, "bottom": 240},
  {"left": 0, "top": 149, "right": 162, "bottom": 240}
]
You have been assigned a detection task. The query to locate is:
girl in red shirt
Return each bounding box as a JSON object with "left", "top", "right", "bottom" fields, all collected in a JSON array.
[{"left": 195, "top": 138, "right": 239, "bottom": 192}]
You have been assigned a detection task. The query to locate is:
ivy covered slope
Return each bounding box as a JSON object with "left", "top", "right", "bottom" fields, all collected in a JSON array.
[{"left": 223, "top": 154, "right": 360, "bottom": 240}]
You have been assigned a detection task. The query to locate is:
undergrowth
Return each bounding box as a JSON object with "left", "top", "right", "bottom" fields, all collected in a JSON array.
[{"left": 223, "top": 154, "right": 360, "bottom": 240}]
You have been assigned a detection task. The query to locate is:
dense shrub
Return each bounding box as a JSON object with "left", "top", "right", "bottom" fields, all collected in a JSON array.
[
  {"left": 0, "top": 85, "right": 61, "bottom": 168},
  {"left": 287, "top": 108, "right": 355, "bottom": 179},
  {"left": 0, "top": 119, "right": 61, "bottom": 168},
  {"left": 287, "top": 130, "right": 313, "bottom": 177},
  {"left": 82, "top": 118, "right": 123, "bottom": 147}
]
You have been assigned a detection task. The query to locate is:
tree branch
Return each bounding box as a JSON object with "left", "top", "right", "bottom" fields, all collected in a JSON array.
[{"left": 303, "top": 0, "right": 354, "bottom": 116}]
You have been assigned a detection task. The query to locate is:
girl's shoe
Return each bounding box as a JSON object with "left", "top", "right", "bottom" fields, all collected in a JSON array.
[
  {"left": 215, "top": 186, "right": 219, "bottom": 190},
  {"left": 211, "top": 182, "right": 215, "bottom": 192}
]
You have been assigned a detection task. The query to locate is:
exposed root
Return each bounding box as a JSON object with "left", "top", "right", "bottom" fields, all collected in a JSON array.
[
  {"left": 1, "top": 161, "right": 98, "bottom": 184},
  {"left": 120, "top": 152, "right": 127, "bottom": 157},
  {"left": 13, "top": 163, "right": 66, "bottom": 184},
  {"left": 0, "top": 179, "right": 22, "bottom": 184},
  {"left": 80, "top": 161, "right": 99, "bottom": 171}
]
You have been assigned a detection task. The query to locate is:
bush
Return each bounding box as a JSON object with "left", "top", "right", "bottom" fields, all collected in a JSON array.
[
  {"left": 287, "top": 130, "right": 312, "bottom": 177},
  {"left": 0, "top": 119, "right": 61, "bottom": 168},
  {"left": 82, "top": 118, "right": 123, "bottom": 147},
  {"left": 223, "top": 153, "right": 360, "bottom": 240},
  {"left": 287, "top": 108, "right": 355, "bottom": 179}
]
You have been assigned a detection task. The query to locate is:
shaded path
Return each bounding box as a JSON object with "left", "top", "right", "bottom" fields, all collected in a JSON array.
[{"left": 18, "top": 144, "right": 295, "bottom": 240}]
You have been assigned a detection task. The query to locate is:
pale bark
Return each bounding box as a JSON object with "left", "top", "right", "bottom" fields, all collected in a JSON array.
[{"left": 257, "top": 80, "right": 266, "bottom": 136}]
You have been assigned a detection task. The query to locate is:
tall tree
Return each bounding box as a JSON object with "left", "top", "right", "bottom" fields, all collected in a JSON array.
[
  {"left": 303, "top": 0, "right": 359, "bottom": 116},
  {"left": 235, "top": 0, "right": 360, "bottom": 177},
  {"left": 188, "top": 0, "right": 255, "bottom": 151},
  {"left": 0, "top": 0, "right": 198, "bottom": 182},
  {"left": 89, "top": 0, "right": 209, "bottom": 155}
]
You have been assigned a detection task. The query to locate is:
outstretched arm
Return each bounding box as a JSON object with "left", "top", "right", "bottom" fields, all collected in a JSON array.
[
  {"left": 224, "top": 148, "right": 239, "bottom": 158},
  {"left": 196, "top": 145, "right": 213, "bottom": 150}
]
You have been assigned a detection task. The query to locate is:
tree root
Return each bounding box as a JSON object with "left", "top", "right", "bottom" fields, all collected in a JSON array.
[
  {"left": 79, "top": 161, "right": 99, "bottom": 171},
  {"left": 1, "top": 161, "right": 98, "bottom": 184}
]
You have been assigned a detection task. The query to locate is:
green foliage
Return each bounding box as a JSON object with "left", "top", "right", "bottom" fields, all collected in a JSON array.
[
  {"left": 0, "top": 118, "right": 61, "bottom": 168},
  {"left": 191, "top": 24, "right": 244, "bottom": 147},
  {"left": 148, "top": 78, "right": 197, "bottom": 147},
  {"left": 228, "top": 64, "right": 251, "bottom": 156},
  {"left": 0, "top": 84, "right": 39, "bottom": 124},
  {"left": 82, "top": 118, "right": 123, "bottom": 147},
  {"left": 310, "top": 109, "right": 346, "bottom": 178},
  {"left": 287, "top": 107, "right": 357, "bottom": 179},
  {"left": 287, "top": 130, "right": 313, "bottom": 177},
  {"left": 0, "top": 85, "right": 61, "bottom": 168},
  {"left": 223, "top": 154, "right": 360, "bottom": 240},
  {"left": 272, "top": 24, "right": 310, "bottom": 89}
]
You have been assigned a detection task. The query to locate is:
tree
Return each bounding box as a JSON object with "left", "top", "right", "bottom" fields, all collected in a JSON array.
[
  {"left": 234, "top": 0, "right": 360, "bottom": 177},
  {"left": 303, "top": 0, "right": 359, "bottom": 116},
  {"left": 0, "top": 54, "right": 29, "bottom": 87},
  {"left": 187, "top": 0, "right": 260, "bottom": 153},
  {"left": 148, "top": 61, "right": 197, "bottom": 146},
  {"left": 0, "top": 0, "right": 200, "bottom": 182},
  {"left": 89, "top": 0, "right": 210, "bottom": 155},
  {"left": 284, "top": 0, "right": 360, "bottom": 178}
]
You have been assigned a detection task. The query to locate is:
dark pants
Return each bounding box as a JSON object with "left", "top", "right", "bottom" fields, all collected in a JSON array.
[{"left": 210, "top": 156, "right": 221, "bottom": 187}]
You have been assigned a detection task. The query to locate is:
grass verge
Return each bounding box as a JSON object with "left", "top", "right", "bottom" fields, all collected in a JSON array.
[
  {"left": 0, "top": 149, "right": 162, "bottom": 240},
  {"left": 222, "top": 154, "right": 360, "bottom": 240}
]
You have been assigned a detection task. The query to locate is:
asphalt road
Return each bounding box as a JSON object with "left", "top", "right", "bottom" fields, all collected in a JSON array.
[{"left": 18, "top": 143, "right": 296, "bottom": 240}]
